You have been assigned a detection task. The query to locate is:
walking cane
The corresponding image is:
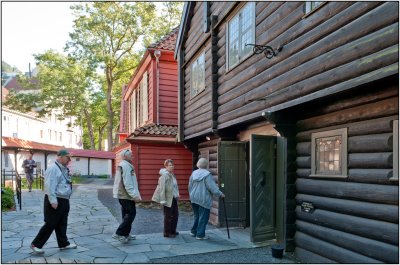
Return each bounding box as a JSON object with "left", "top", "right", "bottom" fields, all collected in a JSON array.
[{"left": 222, "top": 197, "right": 230, "bottom": 239}]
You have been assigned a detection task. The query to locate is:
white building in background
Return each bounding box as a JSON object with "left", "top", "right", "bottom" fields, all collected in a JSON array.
[{"left": 2, "top": 107, "right": 82, "bottom": 149}]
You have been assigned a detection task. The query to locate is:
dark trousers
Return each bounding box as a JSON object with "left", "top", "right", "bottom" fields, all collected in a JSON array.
[
  {"left": 116, "top": 199, "right": 136, "bottom": 236},
  {"left": 191, "top": 203, "right": 210, "bottom": 238},
  {"left": 26, "top": 172, "right": 34, "bottom": 190},
  {"left": 31, "top": 195, "right": 70, "bottom": 248},
  {"left": 163, "top": 198, "right": 179, "bottom": 236}
]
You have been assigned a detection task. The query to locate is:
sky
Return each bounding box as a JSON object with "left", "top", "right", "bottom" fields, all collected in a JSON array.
[{"left": 2, "top": 2, "right": 75, "bottom": 73}]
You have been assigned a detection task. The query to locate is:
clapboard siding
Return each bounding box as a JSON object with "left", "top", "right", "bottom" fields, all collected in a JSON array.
[
  {"left": 294, "top": 80, "right": 399, "bottom": 263},
  {"left": 159, "top": 61, "right": 178, "bottom": 125},
  {"left": 136, "top": 144, "right": 192, "bottom": 201}
]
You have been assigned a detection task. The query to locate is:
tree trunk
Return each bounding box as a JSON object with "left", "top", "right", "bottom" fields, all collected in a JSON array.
[
  {"left": 83, "top": 107, "right": 95, "bottom": 150},
  {"left": 98, "top": 122, "right": 107, "bottom": 151},
  {"left": 106, "top": 67, "right": 114, "bottom": 151}
]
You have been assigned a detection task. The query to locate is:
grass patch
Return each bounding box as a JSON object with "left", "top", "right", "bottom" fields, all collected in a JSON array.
[
  {"left": 1, "top": 187, "right": 15, "bottom": 211},
  {"left": 71, "top": 175, "right": 87, "bottom": 184}
]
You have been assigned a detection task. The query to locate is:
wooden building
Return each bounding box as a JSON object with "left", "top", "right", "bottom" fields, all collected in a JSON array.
[
  {"left": 175, "top": 1, "right": 398, "bottom": 263},
  {"left": 115, "top": 28, "right": 193, "bottom": 201}
]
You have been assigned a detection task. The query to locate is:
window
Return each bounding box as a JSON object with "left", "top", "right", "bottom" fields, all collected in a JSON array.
[
  {"left": 311, "top": 128, "right": 347, "bottom": 178},
  {"left": 75, "top": 158, "right": 80, "bottom": 162},
  {"left": 130, "top": 91, "right": 137, "bottom": 132},
  {"left": 48, "top": 129, "right": 52, "bottom": 140},
  {"left": 59, "top": 132, "right": 63, "bottom": 142},
  {"left": 190, "top": 52, "right": 205, "bottom": 98},
  {"left": 141, "top": 72, "right": 148, "bottom": 125},
  {"left": 40, "top": 130, "right": 44, "bottom": 138},
  {"left": 226, "top": 2, "right": 255, "bottom": 71},
  {"left": 3, "top": 151, "right": 9, "bottom": 167},
  {"left": 305, "top": 1, "right": 324, "bottom": 14},
  {"left": 391, "top": 120, "right": 398, "bottom": 181}
]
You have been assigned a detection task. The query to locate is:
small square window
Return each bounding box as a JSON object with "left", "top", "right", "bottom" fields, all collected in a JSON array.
[{"left": 311, "top": 128, "right": 347, "bottom": 178}]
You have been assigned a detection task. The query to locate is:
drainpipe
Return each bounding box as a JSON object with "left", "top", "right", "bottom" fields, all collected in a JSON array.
[{"left": 154, "top": 50, "right": 161, "bottom": 125}]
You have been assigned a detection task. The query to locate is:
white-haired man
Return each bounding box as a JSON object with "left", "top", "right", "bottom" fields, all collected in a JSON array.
[
  {"left": 188, "top": 158, "right": 225, "bottom": 240},
  {"left": 112, "top": 149, "right": 142, "bottom": 243}
]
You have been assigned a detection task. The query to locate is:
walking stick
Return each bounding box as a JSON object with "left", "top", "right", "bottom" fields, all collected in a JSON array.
[{"left": 222, "top": 197, "right": 230, "bottom": 239}]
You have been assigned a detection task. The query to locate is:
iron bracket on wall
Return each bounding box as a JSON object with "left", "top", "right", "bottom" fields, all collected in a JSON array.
[{"left": 246, "top": 44, "right": 283, "bottom": 59}]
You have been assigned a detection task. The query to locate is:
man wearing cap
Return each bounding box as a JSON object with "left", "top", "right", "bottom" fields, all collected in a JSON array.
[{"left": 30, "top": 149, "right": 77, "bottom": 254}]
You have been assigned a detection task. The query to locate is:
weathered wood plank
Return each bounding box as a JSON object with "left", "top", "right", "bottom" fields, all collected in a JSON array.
[
  {"left": 295, "top": 247, "right": 336, "bottom": 264},
  {"left": 348, "top": 133, "right": 393, "bottom": 152},
  {"left": 296, "top": 193, "right": 398, "bottom": 223},
  {"left": 296, "top": 178, "right": 398, "bottom": 204},
  {"left": 348, "top": 168, "right": 393, "bottom": 184},
  {"left": 184, "top": 120, "right": 212, "bottom": 136},
  {"left": 348, "top": 153, "right": 392, "bottom": 169},
  {"left": 296, "top": 207, "right": 398, "bottom": 245},
  {"left": 296, "top": 220, "right": 398, "bottom": 263},
  {"left": 184, "top": 110, "right": 212, "bottom": 128},
  {"left": 297, "top": 96, "right": 399, "bottom": 131},
  {"left": 295, "top": 231, "right": 383, "bottom": 263},
  {"left": 218, "top": 2, "right": 392, "bottom": 100},
  {"left": 296, "top": 142, "right": 311, "bottom": 156},
  {"left": 296, "top": 156, "right": 310, "bottom": 168}
]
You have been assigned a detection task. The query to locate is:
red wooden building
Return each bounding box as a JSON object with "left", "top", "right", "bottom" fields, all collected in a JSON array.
[{"left": 115, "top": 28, "right": 193, "bottom": 201}]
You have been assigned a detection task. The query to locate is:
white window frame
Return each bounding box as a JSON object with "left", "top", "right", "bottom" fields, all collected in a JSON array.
[
  {"left": 226, "top": 2, "right": 255, "bottom": 71},
  {"left": 130, "top": 91, "right": 137, "bottom": 132},
  {"left": 391, "top": 120, "right": 398, "bottom": 181},
  {"left": 311, "top": 128, "right": 348, "bottom": 178},
  {"left": 141, "top": 71, "right": 148, "bottom": 125},
  {"left": 304, "top": 1, "right": 324, "bottom": 15},
  {"left": 3, "top": 151, "right": 9, "bottom": 167},
  {"left": 190, "top": 52, "right": 206, "bottom": 99}
]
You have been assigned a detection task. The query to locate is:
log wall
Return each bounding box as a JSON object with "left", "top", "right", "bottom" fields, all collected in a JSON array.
[
  {"left": 294, "top": 80, "right": 399, "bottom": 263},
  {"left": 181, "top": 1, "right": 399, "bottom": 139},
  {"left": 198, "top": 138, "right": 220, "bottom": 225}
]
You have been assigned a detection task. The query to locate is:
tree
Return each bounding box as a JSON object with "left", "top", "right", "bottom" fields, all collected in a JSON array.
[
  {"left": 66, "top": 2, "right": 157, "bottom": 151},
  {"left": 3, "top": 50, "right": 98, "bottom": 149}
]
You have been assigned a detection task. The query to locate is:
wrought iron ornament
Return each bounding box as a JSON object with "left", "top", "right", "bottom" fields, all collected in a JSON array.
[{"left": 246, "top": 44, "right": 283, "bottom": 59}]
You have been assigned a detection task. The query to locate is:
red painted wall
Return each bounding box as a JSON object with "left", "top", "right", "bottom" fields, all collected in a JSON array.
[
  {"left": 158, "top": 60, "right": 178, "bottom": 125},
  {"left": 132, "top": 142, "right": 192, "bottom": 201}
]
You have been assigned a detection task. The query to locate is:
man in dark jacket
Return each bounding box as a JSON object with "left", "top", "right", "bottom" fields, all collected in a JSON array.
[{"left": 22, "top": 151, "right": 36, "bottom": 192}]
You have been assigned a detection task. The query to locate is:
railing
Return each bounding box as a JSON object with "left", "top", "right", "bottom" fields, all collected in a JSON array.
[
  {"left": 1, "top": 169, "right": 22, "bottom": 210},
  {"left": 15, "top": 172, "right": 22, "bottom": 210}
]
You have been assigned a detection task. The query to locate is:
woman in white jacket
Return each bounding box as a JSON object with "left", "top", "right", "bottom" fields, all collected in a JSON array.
[
  {"left": 112, "top": 149, "right": 142, "bottom": 243},
  {"left": 152, "top": 159, "right": 180, "bottom": 238}
]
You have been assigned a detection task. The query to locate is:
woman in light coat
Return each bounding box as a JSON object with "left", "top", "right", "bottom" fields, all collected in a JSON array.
[
  {"left": 188, "top": 158, "right": 225, "bottom": 240},
  {"left": 152, "top": 159, "right": 180, "bottom": 238}
]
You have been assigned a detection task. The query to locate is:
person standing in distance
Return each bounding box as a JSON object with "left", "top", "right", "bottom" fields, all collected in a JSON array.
[
  {"left": 188, "top": 158, "right": 225, "bottom": 240},
  {"left": 30, "top": 149, "right": 77, "bottom": 254},
  {"left": 112, "top": 149, "right": 142, "bottom": 243},
  {"left": 22, "top": 151, "right": 36, "bottom": 192}
]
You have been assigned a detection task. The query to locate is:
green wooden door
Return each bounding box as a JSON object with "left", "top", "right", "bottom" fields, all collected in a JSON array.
[
  {"left": 250, "top": 135, "right": 276, "bottom": 242},
  {"left": 218, "top": 141, "right": 247, "bottom": 226}
]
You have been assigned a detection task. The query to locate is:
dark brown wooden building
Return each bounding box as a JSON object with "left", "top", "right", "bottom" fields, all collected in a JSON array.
[{"left": 175, "top": 1, "right": 398, "bottom": 263}]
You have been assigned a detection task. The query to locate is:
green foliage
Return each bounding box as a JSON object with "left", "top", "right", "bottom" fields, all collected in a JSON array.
[
  {"left": 1, "top": 60, "right": 20, "bottom": 73},
  {"left": 1, "top": 187, "right": 15, "bottom": 210}
]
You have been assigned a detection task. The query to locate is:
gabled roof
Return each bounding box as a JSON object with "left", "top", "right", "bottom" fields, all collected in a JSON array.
[
  {"left": 2, "top": 136, "right": 63, "bottom": 152},
  {"left": 3, "top": 76, "right": 39, "bottom": 92},
  {"left": 175, "top": 2, "right": 195, "bottom": 59},
  {"left": 132, "top": 123, "right": 178, "bottom": 137},
  {"left": 149, "top": 26, "right": 179, "bottom": 51},
  {"left": 67, "top": 149, "right": 115, "bottom": 159}
]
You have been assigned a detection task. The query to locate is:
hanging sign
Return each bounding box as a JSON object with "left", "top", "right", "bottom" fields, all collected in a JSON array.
[{"left": 301, "top": 202, "right": 315, "bottom": 213}]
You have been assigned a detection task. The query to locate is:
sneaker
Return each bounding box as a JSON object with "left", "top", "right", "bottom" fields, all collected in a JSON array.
[
  {"left": 127, "top": 234, "right": 136, "bottom": 240},
  {"left": 190, "top": 232, "right": 196, "bottom": 237},
  {"left": 60, "top": 243, "right": 77, "bottom": 250},
  {"left": 196, "top": 235, "right": 210, "bottom": 240},
  {"left": 112, "top": 233, "right": 129, "bottom": 243},
  {"left": 30, "top": 244, "right": 45, "bottom": 254}
]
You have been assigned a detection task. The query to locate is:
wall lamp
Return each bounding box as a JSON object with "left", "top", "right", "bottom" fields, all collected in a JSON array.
[{"left": 246, "top": 43, "right": 283, "bottom": 59}]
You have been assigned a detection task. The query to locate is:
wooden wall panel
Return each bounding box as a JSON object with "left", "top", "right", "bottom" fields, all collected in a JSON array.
[{"left": 158, "top": 61, "right": 178, "bottom": 125}]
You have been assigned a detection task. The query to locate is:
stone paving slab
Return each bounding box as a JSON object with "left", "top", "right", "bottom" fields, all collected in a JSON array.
[{"left": 2, "top": 179, "right": 296, "bottom": 264}]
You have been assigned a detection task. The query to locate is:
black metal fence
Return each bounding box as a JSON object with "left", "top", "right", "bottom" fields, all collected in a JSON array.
[{"left": 1, "top": 169, "right": 44, "bottom": 210}]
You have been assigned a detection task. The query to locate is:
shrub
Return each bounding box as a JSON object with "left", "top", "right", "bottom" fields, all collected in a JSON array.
[{"left": 1, "top": 187, "right": 15, "bottom": 210}]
